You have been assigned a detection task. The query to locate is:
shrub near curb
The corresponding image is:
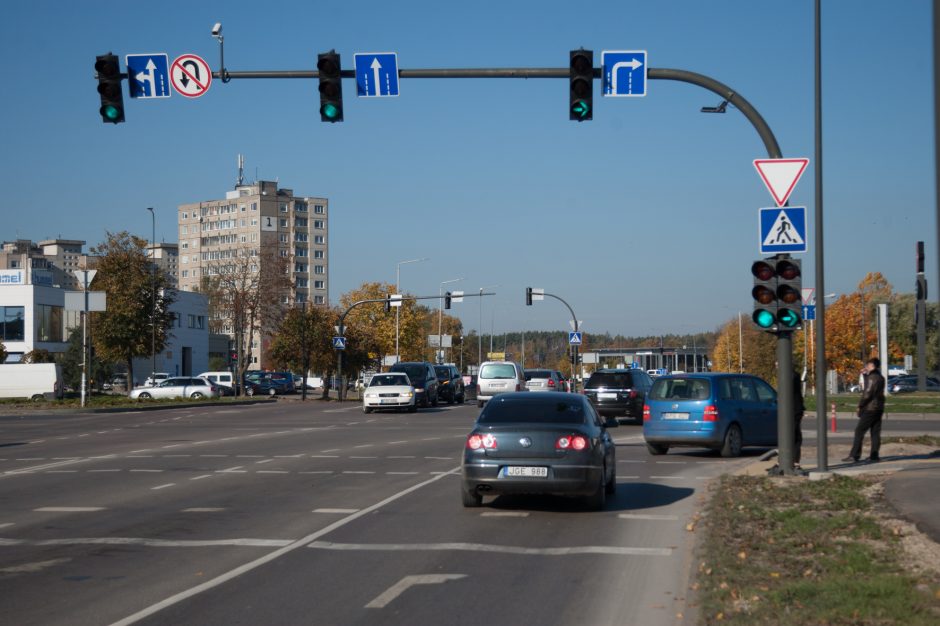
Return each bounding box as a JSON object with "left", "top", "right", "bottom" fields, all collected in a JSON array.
[{"left": 697, "top": 475, "right": 940, "bottom": 625}]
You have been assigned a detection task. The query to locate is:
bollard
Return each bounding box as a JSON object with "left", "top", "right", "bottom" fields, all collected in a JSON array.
[{"left": 830, "top": 402, "right": 837, "bottom": 433}]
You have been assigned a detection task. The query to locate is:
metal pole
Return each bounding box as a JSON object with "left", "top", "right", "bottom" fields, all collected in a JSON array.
[
  {"left": 300, "top": 300, "right": 308, "bottom": 402},
  {"left": 935, "top": 0, "right": 940, "bottom": 363},
  {"left": 777, "top": 332, "right": 795, "bottom": 474},
  {"left": 478, "top": 288, "right": 483, "bottom": 366},
  {"left": 395, "top": 257, "right": 427, "bottom": 364},
  {"left": 147, "top": 207, "right": 156, "bottom": 385},
  {"left": 738, "top": 312, "right": 743, "bottom": 373},
  {"left": 438, "top": 277, "right": 463, "bottom": 365}
]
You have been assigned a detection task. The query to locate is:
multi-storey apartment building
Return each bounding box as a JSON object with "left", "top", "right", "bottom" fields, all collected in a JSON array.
[{"left": 176, "top": 180, "right": 329, "bottom": 367}]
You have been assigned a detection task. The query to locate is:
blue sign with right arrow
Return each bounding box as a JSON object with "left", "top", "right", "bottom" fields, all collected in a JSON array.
[{"left": 602, "top": 50, "right": 648, "bottom": 97}]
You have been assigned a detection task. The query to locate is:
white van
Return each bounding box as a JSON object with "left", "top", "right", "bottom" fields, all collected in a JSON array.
[
  {"left": 0, "top": 363, "right": 64, "bottom": 401},
  {"left": 476, "top": 361, "right": 527, "bottom": 407},
  {"left": 198, "top": 371, "right": 235, "bottom": 389}
]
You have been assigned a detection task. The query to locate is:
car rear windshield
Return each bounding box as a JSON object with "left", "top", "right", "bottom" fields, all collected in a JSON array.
[
  {"left": 524, "top": 370, "right": 552, "bottom": 380},
  {"left": 392, "top": 365, "right": 425, "bottom": 380},
  {"left": 370, "top": 374, "right": 409, "bottom": 387},
  {"left": 650, "top": 378, "right": 711, "bottom": 401},
  {"left": 434, "top": 366, "right": 451, "bottom": 378},
  {"left": 480, "top": 364, "right": 517, "bottom": 379},
  {"left": 586, "top": 372, "right": 633, "bottom": 389},
  {"left": 478, "top": 397, "right": 586, "bottom": 424}
]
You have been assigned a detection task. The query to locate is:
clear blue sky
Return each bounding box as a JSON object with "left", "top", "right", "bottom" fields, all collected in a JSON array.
[{"left": 1, "top": 0, "right": 935, "bottom": 339}]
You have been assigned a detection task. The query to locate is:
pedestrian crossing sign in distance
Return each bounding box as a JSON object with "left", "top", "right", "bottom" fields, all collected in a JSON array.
[{"left": 759, "top": 206, "right": 806, "bottom": 254}]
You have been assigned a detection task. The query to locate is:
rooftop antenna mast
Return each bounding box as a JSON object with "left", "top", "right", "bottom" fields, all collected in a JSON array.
[{"left": 236, "top": 154, "right": 244, "bottom": 187}]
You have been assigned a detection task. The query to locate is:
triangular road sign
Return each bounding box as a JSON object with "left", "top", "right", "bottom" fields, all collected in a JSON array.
[{"left": 753, "top": 158, "right": 809, "bottom": 207}]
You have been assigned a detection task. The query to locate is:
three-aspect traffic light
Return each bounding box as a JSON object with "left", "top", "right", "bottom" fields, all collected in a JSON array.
[
  {"left": 95, "top": 53, "right": 125, "bottom": 124},
  {"left": 751, "top": 258, "right": 803, "bottom": 332},
  {"left": 444, "top": 292, "right": 452, "bottom": 310},
  {"left": 525, "top": 287, "right": 533, "bottom": 306},
  {"left": 569, "top": 49, "right": 593, "bottom": 121},
  {"left": 317, "top": 51, "right": 343, "bottom": 123},
  {"left": 230, "top": 350, "right": 238, "bottom": 363}
]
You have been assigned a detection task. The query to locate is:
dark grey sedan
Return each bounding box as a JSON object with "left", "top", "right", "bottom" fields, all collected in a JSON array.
[{"left": 461, "top": 392, "right": 617, "bottom": 510}]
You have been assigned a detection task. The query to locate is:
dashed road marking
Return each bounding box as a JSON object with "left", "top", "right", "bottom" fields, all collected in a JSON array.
[
  {"left": 34, "top": 507, "right": 105, "bottom": 513},
  {"left": 191, "top": 474, "right": 213, "bottom": 481},
  {"left": 182, "top": 508, "right": 225, "bottom": 513},
  {"left": 343, "top": 471, "right": 375, "bottom": 475},
  {"left": 151, "top": 483, "right": 175, "bottom": 490},
  {"left": 130, "top": 469, "right": 164, "bottom": 473},
  {"left": 618, "top": 513, "right": 680, "bottom": 521},
  {"left": 386, "top": 471, "right": 419, "bottom": 475},
  {"left": 365, "top": 574, "right": 467, "bottom": 609},
  {"left": 313, "top": 508, "right": 359, "bottom": 514},
  {"left": 481, "top": 512, "right": 529, "bottom": 518},
  {"left": 0, "top": 537, "right": 292, "bottom": 548},
  {"left": 309, "top": 541, "right": 672, "bottom": 557}
]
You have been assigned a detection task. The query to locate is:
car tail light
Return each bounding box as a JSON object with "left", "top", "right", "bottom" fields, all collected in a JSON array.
[
  {"left": 548, "top": 379, "right": 555, "bottom": 388},
  {"left": 556, "top": 435, "right": 588, "bottom": 450},
  {"left": 628, "top": 390, "right": 637, "bottom": 399},
  {"left": 643, "top": 404, "right": 651, "bottom": 421},
  {"left": 703, "top": 405, "right": 719, "bottom": 422},
  {"left": 468, "top": 434, "right": 497, "bottom": 450}
]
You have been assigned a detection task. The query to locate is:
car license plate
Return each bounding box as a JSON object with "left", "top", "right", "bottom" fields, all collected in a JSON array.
[
  {"left": 380, "top": 399, "right": 398, "bottom": 404},
  {"left": 662, "top": 412, "right": 690, "bottom": 420},
  {"left": 504, "top": 466, "right": 547, "bottom": 478},
  {"left": 598, "top": 392, "right": 618, "bottom": 400}
]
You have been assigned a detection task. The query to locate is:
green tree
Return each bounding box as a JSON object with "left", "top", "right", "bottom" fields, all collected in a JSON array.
[
  {"left": 89, "top": 231, "right": 177, "bottom": 389},
  {"left": 22, "top": 348, "right": 55, "bottom": 363},
  {"left": 0, "top": 342, "right": 7, "bottom": 363}
]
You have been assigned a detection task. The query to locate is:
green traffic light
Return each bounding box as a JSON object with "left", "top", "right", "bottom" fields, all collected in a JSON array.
[
  {"left": 571, "top": 100, "right": 591, "bottom": 119},
  {"left": 320, "top": 103, "right": 341, "bottom": 120},
  {"left": 778, "top": 308, "right": 801, "bottom": 328},
  {"left": 753, "top": 309, "right": 775, "bottom": 329},
  {"left": 101, "top": 105, "right": 121, "bottom": 121}
]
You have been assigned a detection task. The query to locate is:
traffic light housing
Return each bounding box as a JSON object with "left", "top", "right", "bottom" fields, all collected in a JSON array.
[
  {"left": 230, "top": 350, "right": 238, "bottom": 363},
  {"left": 569, "top": 49, "right": 593, "bottom": 121},
  {"left": 444, "top": 292, "right": 452, "bottom": 310},
  {"left": 384, "top": 296, "right": 391, "bottom": 313},
  {"left": 526, "top": 287, "right": 533, "bottom": 306},
  {"left": 317, "top": 51, "right": 343, "bottom": 123},
  {"left": 751, "top": 258, "right": 803, "bottom": 332},
  {"left": 95, "top": 53, "right": 125, "bottom": 124}
]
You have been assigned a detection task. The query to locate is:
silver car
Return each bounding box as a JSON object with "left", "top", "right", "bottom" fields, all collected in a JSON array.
[
  {"left": 130, "top": 376, "right": 220, "bottom": 400},
  {"left": 476, "top": 361, "right": 527, "bottom": 407},
  {"left": 524, "top": 369, "right": 565, "bottom": 392}
]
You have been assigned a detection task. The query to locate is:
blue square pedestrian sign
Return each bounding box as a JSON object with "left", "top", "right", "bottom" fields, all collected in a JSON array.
[
  {"left": 568, "top": 331, "right": 583, "bottom": 345},
  {"left": 602, "top": 50, "right": 648, "bottom": 97},
  {"left": 126, "top": 53, "right": 171, "bottom": 99},
  {"left": 759, "top": 206, "right": 807, "bottom": 254},
  {"left": 332, "top": 336, "right": 347, "bottom": 350},
  {"left": 354, "top": 53, "right": 399, "bottom": 97}
]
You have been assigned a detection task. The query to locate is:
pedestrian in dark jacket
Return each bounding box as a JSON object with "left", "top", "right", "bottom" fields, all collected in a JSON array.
[
  {"left": 844, "top": 358, "right": 885, "bottom": 463},
  {"left": 793, "top": 369, "right": 806, "bottom": 467}
]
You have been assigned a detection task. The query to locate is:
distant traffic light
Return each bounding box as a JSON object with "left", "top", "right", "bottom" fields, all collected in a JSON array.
[
  {"left": 95, "top": 53, "right": 125, "bottom": 124},
  {"left": 317, "top": 51, "right": 343, "bottom": 123},
  {"left": 444, "top": 292, "right": 452, "bottom": 310},
  {"left": 525, "top": 287, "right": 533, "bottom": 306},
  {"left": 751, "top": 258, "right": 802, "bottom": 332},
  {"left": 569, "top": 49, "right": 593, "bottom": 121},
  {"left": 230, "top": 350, "right": 238, "bottom": 363}
]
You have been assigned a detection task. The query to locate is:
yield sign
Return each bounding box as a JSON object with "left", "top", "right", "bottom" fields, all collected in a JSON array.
[{"left": 753, "top": 158, "right": 809, "bottom": 207}]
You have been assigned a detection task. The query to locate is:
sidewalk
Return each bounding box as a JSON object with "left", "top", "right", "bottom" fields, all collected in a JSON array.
[{"left": 740, "top": 439, "right": 940, "bottom": 546}]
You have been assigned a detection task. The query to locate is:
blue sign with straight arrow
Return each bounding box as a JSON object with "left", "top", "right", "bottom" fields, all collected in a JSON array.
[{"left": 354, "top": 53, "right": 399, "bottom": 97}]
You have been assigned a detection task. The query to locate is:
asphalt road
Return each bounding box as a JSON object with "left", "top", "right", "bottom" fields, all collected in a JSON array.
[{"left": 0, "top": 401, "right": 935, "bottom": 626}]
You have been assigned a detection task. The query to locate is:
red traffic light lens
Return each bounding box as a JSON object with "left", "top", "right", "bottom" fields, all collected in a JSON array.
[
  {"left": 778, "top": 285, "right": 801, "bottom": 304},
  {"left": 751, "top": 261, "right": 775, "bottom": 281},
  {"left": 752, "top": 285, "right": 776, "bottom": 305},
  {"left": 776, "top": 260, "right": 800, "bottom": 281}
]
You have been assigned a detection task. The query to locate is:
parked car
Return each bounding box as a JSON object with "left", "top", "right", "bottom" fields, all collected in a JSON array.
[
  {"left": 130, "top": 376, "right": 220, "bottom": 400},
  {"left": 293, "top": 374, "right": 323, "bottom": 390},
  {"left": 434, "top": 364, "right": 466, "bottom": 404},
  {"left": 199, "top": 371, "right": 235, "bottom": 394},
  {"left": 0, "top": 363, "right": 64, "bottom": 401},
  {"left": 524, "top": 369, "right": 565, "bottom": 392},
  {"left": 362, "top": 372, "right": 417, "bottom": 413},
  {"left": 476, "top": 361, "right": 527, "bottom": 407},
  {"left": 888, "top": 375, "right": 940, "bottom": 393},
  {"left": 583, "top": 368, "right": 654, "bottom": 424},
  {"left": 554, "top": 371, "right": 570, "bottom": 392},
  {"left": 143, "top": 372, "right": 170, "bottom": 387},
  {"left": 643, "top": 373, "right": 778, "bottom": 457},
  {"left": 389, "top": 362, "right": 440, "bottom": 408},
  {"left": 460, "top": 392, "right": 617, "bottom": 510}
]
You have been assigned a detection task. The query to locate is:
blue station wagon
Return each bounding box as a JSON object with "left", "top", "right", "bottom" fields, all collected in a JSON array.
[{"left": 642, "top": 373, "right": 777, "bottom": 457}]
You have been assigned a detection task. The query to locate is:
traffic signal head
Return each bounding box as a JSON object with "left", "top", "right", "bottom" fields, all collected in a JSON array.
[
  {"left": 569, "top": 49, "right": 593, "bottom": 121},
  {"left": 525, "top": 287, "right": 533, "bottom": 306},
  {"left": 751, "top": 258, "right": 802, "bottom": 331},
  {"left": 95, "top": 53, "right": 125, "bottom": 124},
  {"left": 775, "top": 259, "right": 802, "bottom": 329},
  {"left": 384, "top": 296, "right": 391, "bottom": 313},
  {"left": 751, "top": 260, "right": 777, "bottom": 330},
  {"left": 230, "top": 350, "right": 238, "bottom": 363},
  {"left": 317, "top": 51, "right": 343, "bottom": 123},
  {"left": 444, "top": 292, "right": 452, "bottom": 310}
]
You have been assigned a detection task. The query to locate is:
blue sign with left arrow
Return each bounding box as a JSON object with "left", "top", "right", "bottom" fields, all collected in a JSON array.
[
  {"left": 332, "top": 336, "right": 347, "bottom": 350},
  {"left": 354, "top": 53, "right": 399, "bottom": 97},
  {"left": 126, "top": 53, "right": 171, "bottom": 99}
]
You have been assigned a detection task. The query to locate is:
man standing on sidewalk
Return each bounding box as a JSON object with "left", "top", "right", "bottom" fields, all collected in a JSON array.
[{"left": 844, "top": 358, "right": 886, "bottom": 463}]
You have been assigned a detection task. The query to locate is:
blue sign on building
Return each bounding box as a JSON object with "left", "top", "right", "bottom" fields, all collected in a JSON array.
[
  {"left": 126, "top": 54, "right": 171, "bottom": 99},
  {"left": 759, "top": 206, "right": 807, "bottom": 254},
  {"left": 602, "top": 50, "right": 648, "bottom": 97},
  {"left": 354, "top": 53, "right": 400, "bottom": 97}
]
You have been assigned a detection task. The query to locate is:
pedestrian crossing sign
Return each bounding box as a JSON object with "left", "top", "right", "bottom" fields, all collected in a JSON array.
[{"left": 759, "top": 206, "right": 806, "bottom": 254}]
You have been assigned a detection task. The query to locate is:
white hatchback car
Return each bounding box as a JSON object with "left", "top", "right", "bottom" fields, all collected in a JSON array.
[{"left": 362, "top": 373, "right": 417, "bottom": 414}]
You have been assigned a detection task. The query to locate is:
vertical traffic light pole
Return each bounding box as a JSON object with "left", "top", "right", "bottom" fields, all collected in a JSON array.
[{"left": 526, "top": 288, "right": 581, "bottom": 394}]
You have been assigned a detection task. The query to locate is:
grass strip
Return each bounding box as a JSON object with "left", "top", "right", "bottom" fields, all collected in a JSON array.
[
  {"left": 698, "top": 474, "right": 940, "bottom": 625},
  {"left": 805, "top": 394, "right": 940, "bottom": 414}
]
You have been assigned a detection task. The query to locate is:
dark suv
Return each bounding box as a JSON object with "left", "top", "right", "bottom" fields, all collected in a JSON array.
[
  {"left": 389, "top": 362, "right": 440, "bottom": 408},
  {"left": 583, "top": 368, "right": 653, "bottom": 424},
  {"left": 434, "top": 365, "right": 465, "bottom": 404}
]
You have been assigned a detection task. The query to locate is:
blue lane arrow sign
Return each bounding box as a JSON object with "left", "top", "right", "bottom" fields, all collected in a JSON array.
[
  {"left": 354, "top": 53, "right": 400, "bottom": 97},
  {"left": 126, "top": 53, "right": 171, "bottom": 99},
  {"left": 802, "top": 305, "right": 816, "bottom": 321},
  {"left": 332, "top": 336, "right": 347, "bottom": 350},
  {"left": 602, "top": 50, "right": 648, "bottom": 97},
  {"left": 568, "top": 331, "right": 583, "bottom": 345}
]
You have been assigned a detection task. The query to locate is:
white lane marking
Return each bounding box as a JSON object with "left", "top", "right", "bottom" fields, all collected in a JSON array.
[
  {"left": 321, "top": 449, "right": 340, "bottom": 453},
  {"left": 182, "top": 508, "right": 225, "bottom": 513},
  {"left": 108, "top": 468, "right": 459, "bottom": 626},
  {"left": 0, "top": 523, "right": 15, "bottom": 528},
  {"left": 53, "top": 457, "right": 80, "bottom": 460},
  {"left": 274, "top": 455, "right": 303, "bottom": 459},
  {"left": 343, "top": 471, "right": 375, "bottom": 475},
  {"left": 650, "top": 476, "right": 689, "bottom": 480},
  {"left": 299, "top": 471, "right": 334, "bottom": 475},
  {"left": 353, "top": 444, "right": 374, "bottom": 449},
  {"left": 237, "top": 455, "right": 263, "bottom": 459},
  {"left": 350, "top": 456, "right": 377, "bottom": 459},
  {"left": 366, "top": 574, "right": 467, "bottom": 609},
  {"left": 191, "top": 475, "right": 213, "bottom": 481},
  {"left": 309, "top": 455, "right": 340, "bottom": 459},
  {"left": 347, "top": 422, "right": 361, "bottom": 426},
  {"left": 161, "top": 445, "right": 183, "bottom": 449},
  {"left": 655, "top": 461, "right": 688, "bottom": 464},
  {"left": 257, "top": 471, "right": 289, "bottom": 474},
  {"left": 313, "top": 508, "right": 359, "bottom": 514},
  {"left": 129, "top": 450, "right": 151, "bottom": 454},
  {"left": 89, "top": 455, "right": 116, "bottom": 459},
  {"left": 200, "top": 455, "right": 228, "bottom": 458},
  {"left": 151, "top": 483, "right": 175, "bottom": 490},
  {"left": 425, "top": 456, "right": 453, "bottom": 460},
  {"left": 481, "top": 512, "right": 529, "bottom": 518},
  {"left": 388, "top": 441, "right": 408, "bottom": 445},
  {"left": 34, "top": 507, "right": 105, "bottom": 513},
  {"left": 0, "top": 537, "right": 291, "bottom": 548},
  {"left": 127, "top": 455, "right": 154, "bottom": 458},
  {"left": 255, "top": 459, "right": 273, "bottom": 464},
  {"left": 422, "top": 437, "right": 441, "bottom": 441},
  {"left": 387, "top": 456, "right": 416, "bottom": 459},
  {"left": 386, "top": 472, "right": 419, "bottom": 475},
  {"left": 16, "top": 458, "right": 46, "bottom": 461},
  {"left": 130, "top": 469, "right": 164, "bottom": 473},
  {"left": 310, "top": 541, "right": 672, "bottom": 557},
  {"left": 89, "top": 469, "right": 122, "bottom": 473},
  {"left": 2, "top": 458, "right": 85, "bottom": 478},
  {"left": 217, "top": 466, "right": 246, "bottom": 473},
  {"left": 163, "top": 455, "right": 191, "bottom": 458},
  {"left": 618, "top": 513, "right": 680, "bottom": 521},
  {"left": 0, "top": 557, "right": 71, "bottom": 574}
]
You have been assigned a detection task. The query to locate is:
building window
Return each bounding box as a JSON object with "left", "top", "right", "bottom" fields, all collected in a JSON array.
[
  {"left": 314, "top": 220, "right": 325, "bottom": 229},
  {"left": 313, "top": 250, "right": 324, "bottom": 259},
  {"left": 295, "top": 263, "right": 307, "bottom": 272},
  {"left": 314, "top": 280, "right": 325, "bottom": 289},
  {"left": 314, "top": 265, "right": 325, "bottom": 274},
  {"left": 295, "top": 202, "right": 307, "bottom": 212},
  {"left": 280, "top": 218, "right": 288, "bottom": 228},
  {"left": 295, "top": 233, "right": 308, "bottom": 242},
  {"left": 187, "top": 314, "right": 206, "bottom": 329},
  {"left": 251, "top": 233, "right": 258, "bottom": 242},
  {"left": 296, "top": 278, "right": 308, "bottom": 288},
  {"left": 183, "top": 212, "right": 189, "bottom": 219},
  {"left": 314, "top": 235, "right": 325, "bottom": 244},
  {"left": 295, "top": 217, "right": 308, "bottom": 227},
  {"left": 251, "top": 203, "right": 258, "bottom": 211},
  {"left": 295, "top": 247, "right": 308, "bottom": 258},
  {"left": 182, "top": 270, "right": 189, "bottom": 278},
  {"left": 35, "top": 304, "right": 63, "bottom": 342},
  {"left": 314, "top": 205, "right": 325, "bottom": 214},
  {"left": 280, "top": 203, "right": 288, "bottom": 212},
  {"left": 251, "top": 219, "right": 258, "bottom": 226},
  {"left": 279, "top": 234, "right": 288, "bottom": 243},
  {"left": 314, "top": 296, "right": 325, "bottom": 304}
]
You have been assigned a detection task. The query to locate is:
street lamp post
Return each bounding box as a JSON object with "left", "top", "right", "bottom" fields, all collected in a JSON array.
[
  {"left": 395, "top": 257, "right": 427, "bottom": 364},
  {"left": 146, "top": 207, "right": 156, "bottom": 385},
  {"left": 438, "top": 277, "right": 464, "bottom": 364}
]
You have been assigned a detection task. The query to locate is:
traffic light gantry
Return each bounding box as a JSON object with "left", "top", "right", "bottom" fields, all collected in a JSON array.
[{"left": 751, "top": 257, "right": 803, "bottom": 332}]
